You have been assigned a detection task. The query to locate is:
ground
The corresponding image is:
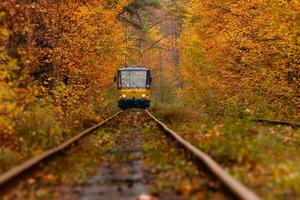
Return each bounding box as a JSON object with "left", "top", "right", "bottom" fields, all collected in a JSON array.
[{"left": 1, "top": 110, "right": 232, "bottom": 200}]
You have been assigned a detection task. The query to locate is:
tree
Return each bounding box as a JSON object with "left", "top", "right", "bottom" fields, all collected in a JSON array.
[
  {"left": 0, "top": 0, "right": 128, "bottom": 157},
  {"left": 178, "top": 0, "right": 299, "bottom": 119}
]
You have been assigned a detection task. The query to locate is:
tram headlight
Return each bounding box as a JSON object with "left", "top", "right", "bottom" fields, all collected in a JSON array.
[
  {"left": 142, "top": 94, "right": 146, "bottom": 98},
  {"left": 122, "top": 94, "right": 126, "bottom": 98}
]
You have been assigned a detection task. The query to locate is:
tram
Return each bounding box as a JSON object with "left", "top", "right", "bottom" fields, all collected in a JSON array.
[{"left": 115, "top": 67, "right": 152, "bottom": 110}]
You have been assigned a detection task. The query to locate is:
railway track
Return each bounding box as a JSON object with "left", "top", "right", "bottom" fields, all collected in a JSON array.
[
  {"left": 216, "top": 114, "right": 300, "bottom": 127},
  {"left": 145, "top": 110, "right": 260, "bottom": 200},
  {"left": 0, "top": 110, "right": 261, "bottom": 200},
  {"left": 251, "top": 118, "right": 300, "bottom": 127}
]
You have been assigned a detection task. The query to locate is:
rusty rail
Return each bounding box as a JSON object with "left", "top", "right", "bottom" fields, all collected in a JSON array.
[
  {"left": 216, "top": 113, "right": 300, "bottom": 127},
  {"left": 252, "top": 118, "right": 300, "bottom": 127},
  {"left": 146, "top": 110, "right": 261, "bottom": 200},
  {"left": 0, "top": 111, "right": 122, "bottom": 187}
]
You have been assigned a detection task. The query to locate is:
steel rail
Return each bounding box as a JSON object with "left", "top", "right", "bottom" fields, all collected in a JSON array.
[
  {"left": 251, "top": 118, "right": 300, "bottom": 127},
  {"left": 146, "top": 110, "right": 261, "bottom": 200},
  {"left": 216, "top": 113, "right": 300, "bottom": 127},
  {"left": 0, "top": 111, "right": 123, "bottom": 187}
]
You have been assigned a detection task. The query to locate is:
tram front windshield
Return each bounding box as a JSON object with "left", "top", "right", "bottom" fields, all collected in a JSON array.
[{"left": 120, "top": 70, "right": 147, "bottom": 88}]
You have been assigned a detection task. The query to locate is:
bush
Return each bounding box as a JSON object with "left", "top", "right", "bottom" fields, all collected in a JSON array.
[
  {"left": 15, "top": 101, "right": 66, "bottom": 151},
  {"left": 0, "top": 147, "right": 18, "bottom": 173}
]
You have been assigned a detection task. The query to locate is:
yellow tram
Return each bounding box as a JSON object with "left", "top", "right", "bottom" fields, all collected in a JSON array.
[{"left": 115, "top": 67, "right": 152, "bottom": 109}]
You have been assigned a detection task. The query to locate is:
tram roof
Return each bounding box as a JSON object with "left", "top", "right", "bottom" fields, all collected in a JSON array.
[{"left": 118, "top": 66, "right": 149, "bottom": 71}]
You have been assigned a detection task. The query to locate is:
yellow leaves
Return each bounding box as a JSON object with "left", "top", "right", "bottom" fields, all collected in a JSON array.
[
  {"left": 0, "top": 27, "right": 9, "bottom": 39},
  {"left": 0, "top": 56, "right": 18, "bottom": 72},
  {"left": 0, "top": 11, "right": 5, "bottom": 18},
  {"left": 0, "top": 117, "right": 14, "bottom": 135},
  {"left": 245, "top": 108, "right": 254, "bottom": 114},
  {"left": 57, "top": 1, "right": 123, "bottom": 89},
  {"left": 178, "top": 0, "right": 299, "bottom": 118},
  {"left": 0, "top": 0, "right": 128, "bottom": 177},
  {"left": 273, "top": 162, "right": 300, "bottom": 192},
  {"left": 178, "top": 180, "right": 193, "bottom": 196}
]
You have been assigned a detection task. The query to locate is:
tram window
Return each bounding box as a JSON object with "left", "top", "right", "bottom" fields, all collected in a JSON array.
[{"left": 120, "top": 70, "right": 147, "bottom": 88}]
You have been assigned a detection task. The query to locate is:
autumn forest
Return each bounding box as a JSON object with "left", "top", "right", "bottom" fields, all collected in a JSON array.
[{"left": 0, "top": 0, "right": 299, "bottom": 199}]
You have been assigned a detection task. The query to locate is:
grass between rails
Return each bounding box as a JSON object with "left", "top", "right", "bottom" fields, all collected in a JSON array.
[{"left": 150, "top": 105, "right": 300, "bottom": 200}]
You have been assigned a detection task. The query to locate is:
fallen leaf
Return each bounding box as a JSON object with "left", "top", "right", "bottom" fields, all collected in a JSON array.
[
  {"left": 43, "top": 174, "right": 56, "bottom": 182},
  {"left": 27, "top": 178, "right": 36, "bottom": 184},
  {"left": 136, "top": 193, "right": 157, "bottom": 200}
]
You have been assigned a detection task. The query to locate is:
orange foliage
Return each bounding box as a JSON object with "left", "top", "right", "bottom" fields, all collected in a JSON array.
[
  {"left": 179, "top": 0, "right": 300, "bottom": 119},
  {"left": 0, "top": 0, "right": 128, "bottom": 154}
]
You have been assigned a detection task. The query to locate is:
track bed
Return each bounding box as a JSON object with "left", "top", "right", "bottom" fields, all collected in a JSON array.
[{"left": 0, "top": 110, "right": 254, "bottom": 200}]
